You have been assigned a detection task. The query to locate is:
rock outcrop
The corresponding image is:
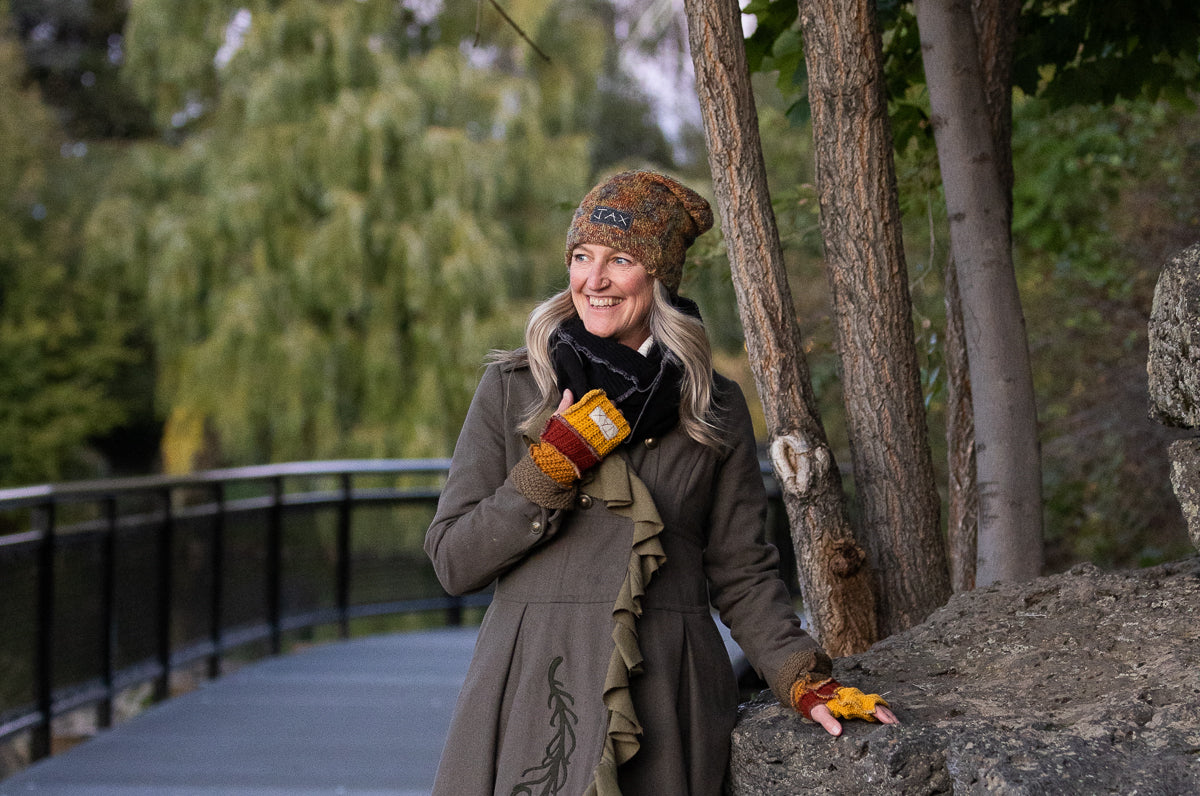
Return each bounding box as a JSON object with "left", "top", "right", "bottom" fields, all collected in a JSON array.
[
  {"left": 727, "top": 243, "right": 1200, "bottom": 794},
  {"left": 726, "top": 557, "right": 1200, "bottom": 795},
  {"left": 1148, "top": 242, "right": 1200, "bottom": 551}
]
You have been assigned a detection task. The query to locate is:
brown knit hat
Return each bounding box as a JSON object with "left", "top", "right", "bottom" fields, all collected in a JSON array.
[{"left": 564, "top": 170, "right": 714, "bottom": 292}]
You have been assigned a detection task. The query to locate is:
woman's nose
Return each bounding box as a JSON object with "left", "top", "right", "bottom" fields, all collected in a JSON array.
[{"left": 586, "top": 263, "right": 609, "bottom": 289}]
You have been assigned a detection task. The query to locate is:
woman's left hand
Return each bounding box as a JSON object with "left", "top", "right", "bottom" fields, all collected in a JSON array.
[{"left": 809, "top": 702, "right": 899, "bottom": 736}]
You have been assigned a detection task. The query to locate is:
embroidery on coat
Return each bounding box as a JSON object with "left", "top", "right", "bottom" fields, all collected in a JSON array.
[{"left": 510, "top": 656, "right": 578, "bottom": 796}]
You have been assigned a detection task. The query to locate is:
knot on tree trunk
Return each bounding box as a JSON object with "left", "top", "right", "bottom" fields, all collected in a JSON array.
[
  {"left": 769, "top": 433, "right": 831, "bottom": 495},
  {"left": 830, "top": 540, "right": 866, "bottom": 577}
]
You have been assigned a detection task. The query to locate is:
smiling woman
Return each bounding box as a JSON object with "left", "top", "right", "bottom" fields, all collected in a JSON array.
[{"left": 423, "top": 170, "right": 894, "bottom": 796}]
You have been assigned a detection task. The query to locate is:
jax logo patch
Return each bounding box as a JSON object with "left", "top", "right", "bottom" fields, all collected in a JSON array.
[{"left": 590, "top": 206, "right": 632, "bottom": 231}]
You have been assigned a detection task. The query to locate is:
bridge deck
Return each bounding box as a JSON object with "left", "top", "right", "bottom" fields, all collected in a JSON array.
[
  {"left": 0, "top": 628, "right": 479, "bottom": 796},
  {"left": 2, "top": 622, "right": 747, "bottom": 796}
]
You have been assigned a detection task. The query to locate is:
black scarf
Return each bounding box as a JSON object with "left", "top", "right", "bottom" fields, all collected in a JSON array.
[{"left": 550, "top": 296, "right": 701, "bottom": 443}]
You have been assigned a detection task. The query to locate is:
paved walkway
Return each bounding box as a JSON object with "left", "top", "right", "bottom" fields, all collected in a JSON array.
[
  {"left": 1, "top": 622, "right": 747, "bottom": 796},
  {"left": 0, "top": 628, "right": 479, "bottom": 796}
]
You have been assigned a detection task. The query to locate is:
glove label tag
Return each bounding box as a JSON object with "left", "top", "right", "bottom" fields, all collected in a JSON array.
[{"left": 589, "top": 406, "right": 621, "bottom": 440}]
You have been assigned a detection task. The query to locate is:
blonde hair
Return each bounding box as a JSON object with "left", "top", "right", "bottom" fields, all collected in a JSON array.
[{"left": 491, "top": 283, "right": 726, "bottom": 449}]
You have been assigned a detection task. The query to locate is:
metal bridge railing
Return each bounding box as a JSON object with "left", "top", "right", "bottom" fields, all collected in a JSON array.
[{"left": 0, "top": 458, "right": 792, "bottom": 769}]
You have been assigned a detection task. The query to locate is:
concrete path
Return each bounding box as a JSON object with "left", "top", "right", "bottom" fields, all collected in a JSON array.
[
  {"left": 1, "top": 621, "right": 748, "bottom": 796},
  {"left": 0, "top": 628, "right": 479, "bottom": 796}
]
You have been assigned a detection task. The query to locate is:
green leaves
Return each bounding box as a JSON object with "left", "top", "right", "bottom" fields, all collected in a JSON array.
[{"left": 82, "top": 0, "right": 623, "bottom": 469}]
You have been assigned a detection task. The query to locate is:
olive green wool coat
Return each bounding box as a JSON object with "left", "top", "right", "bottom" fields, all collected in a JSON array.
[{"left": 424, "top": 361, "right": 830, "bottom": 796}]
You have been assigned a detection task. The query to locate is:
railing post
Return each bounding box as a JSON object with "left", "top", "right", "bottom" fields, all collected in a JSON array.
[
  {"left": 99, "top": 496, "right": 118, "bottom": 729},
  {"left": 336, "top": 472, "right": 352, "bottom": 640},
  {"left": 32, "top": 501, "right": 56, "bottom": 761},
  {"left": 267, "top": 477, "right": 283, "bottom": 656},
  {"left": 209, "top": 483, "right": 225, "bottom": 680},
  {"left": 154, "top": 488, "right": 175, "bottom": 702},
  {"left": 448, "top": 599, "right": 464, "bottom": 627}
]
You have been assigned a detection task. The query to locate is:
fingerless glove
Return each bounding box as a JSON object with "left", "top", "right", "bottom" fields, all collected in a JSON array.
[
  {"left": 529, "top": 389, "right": 630, "bottom": 486},
  {"left": 790, "top": 676, "right": 889, "bottom": 722}
]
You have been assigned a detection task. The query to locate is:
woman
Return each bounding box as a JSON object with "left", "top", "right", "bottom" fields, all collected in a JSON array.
[{"left": 425, "top": 170, "right": 896, "bottom": 796}]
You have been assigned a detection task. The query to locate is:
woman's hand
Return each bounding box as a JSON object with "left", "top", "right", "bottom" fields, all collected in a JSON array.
[
  {"left": 809, "top": 701, "right": 899, "bottom": 737},
  {"left": 791, "top": 677, "right": 898, "bottom": 735},
  {"left": 527, "top": 389, "right": 630, "bottom": 487}
]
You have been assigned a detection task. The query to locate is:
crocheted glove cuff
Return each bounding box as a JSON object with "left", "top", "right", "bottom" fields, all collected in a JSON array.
[
  {"left": 791, "top": 676, "right": 842, "bottom": 720},
  {"left": 511, "top": 454, "right": 577, "bottom": 510},
  {"left": 531, "top": 389, "right": 630, "bottom": 484},
  {"left": 790, "top": 676, "right": 889, "bottom": 722}
]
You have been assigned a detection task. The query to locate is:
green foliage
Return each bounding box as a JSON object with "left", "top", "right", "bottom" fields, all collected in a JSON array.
[
  {"left": 1014, "top": 97, "right": 1200, "bottom": 569},
  {"left": 8, "top": 0, "right": 153, "bottom": 137},
  {"left": 742, "top": 0, "right": 1200, "bottom": 569},
  {"left": 743, "top": 0, "right": 806, "bottom": 123},
  {"left": 84, "top": 0, "right": 678, "bottom": 468},
  {"left": 1016, "top": 0, "right": 1200, "bottom": 107},
  {"left": 0, "top": 17, "right": 138, "bottom": 485},
  {"left": 743, "top": 0, "right": 1200, "bottom": 143}
]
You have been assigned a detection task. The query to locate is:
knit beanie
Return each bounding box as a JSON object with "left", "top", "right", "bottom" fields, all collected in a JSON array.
[{"left": 564, "top": 170, "right": 714, "bottom": 292}]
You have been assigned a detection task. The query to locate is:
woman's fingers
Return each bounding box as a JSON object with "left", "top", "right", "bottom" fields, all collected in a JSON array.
[
  {"left": 874, "top": 705, "right": 899, "bottom": 724},
  {"left": 556, "top": 390, "right": 574, "bottom": 413},
  {"left": 810, "top": 702, "right": 898, "bottom": 734},
  {"left": 809, "top": 703, "right": 843, "bottom": 736}
]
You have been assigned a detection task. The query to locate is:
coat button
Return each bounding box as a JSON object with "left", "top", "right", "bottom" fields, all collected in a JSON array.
[
  {"left": 645, "top": 437, "right": 658, "bottom": 449},
  {"left": 530, "top": 520, "right": 543, "bottom": 534},
  {"left": 578, "top": 494, "right": 593, "bottom": 509}
]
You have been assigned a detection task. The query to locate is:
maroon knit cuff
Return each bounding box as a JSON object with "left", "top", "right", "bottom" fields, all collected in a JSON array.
[
  {"left": 542, "top": 414, "right": 600, "bottom": 471},
  {"left": 795, "top": 679, "right": 842, "bottom": 720}
]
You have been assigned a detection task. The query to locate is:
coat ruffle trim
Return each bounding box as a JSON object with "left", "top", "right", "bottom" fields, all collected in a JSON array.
[{"left": 581, "top": 453, "right": 666, "bottom": 796}]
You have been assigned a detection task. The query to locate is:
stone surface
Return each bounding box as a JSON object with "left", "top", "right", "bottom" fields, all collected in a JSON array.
[
  {"left": 1148, "top": 242, "right": 1200, "bottom": 428},
  {"left": 726, "top": 558, "right": 1200, "bottom": 795},
  {"left": 1170, "top": 438, "right": 1200, "bottom": 553}
]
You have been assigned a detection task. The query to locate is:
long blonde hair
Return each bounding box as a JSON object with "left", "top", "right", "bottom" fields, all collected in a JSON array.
[{"left": 492, "top": 282, "right": 725, "bottom": 449}]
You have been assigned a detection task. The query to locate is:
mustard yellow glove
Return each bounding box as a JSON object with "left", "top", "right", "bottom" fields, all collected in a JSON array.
[
  {"left": 825, "top": 687, "right": 889, "bottom": 721},
  {"left": 790, "top": 676, "right": 889, "bottom": 722},
  {"left": 529, "top": 389, "right": 630, "bottom": 486}
]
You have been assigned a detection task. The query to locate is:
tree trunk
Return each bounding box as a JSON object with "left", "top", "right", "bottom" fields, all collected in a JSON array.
[
  {"left": 796, "top": 0, "right": 950, "bottom": 634},
  {"left": 684, "top": 0, "right": 876, "bottom": 656},
  {"left": 944, "top": 0, "right": 1018, "bottom": 592},
  {"left": 944, "top": 261, "right": 977, "bottom": 592},
  {"left": 914, "top": 0, "right": 1043, "bottom": 584},
  {"left": 971, "top": 0, "right": 1018, "bottom": 209}
]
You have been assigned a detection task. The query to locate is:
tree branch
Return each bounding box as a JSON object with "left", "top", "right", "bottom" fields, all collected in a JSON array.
[{"left": 475, "top": 0, "right": 551, "bottom": 63}]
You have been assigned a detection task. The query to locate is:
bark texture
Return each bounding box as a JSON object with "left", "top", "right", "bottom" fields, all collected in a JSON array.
[
  {"left": 796, "top": 0, "right": 949, "bottom": 633},
  {"left": 915, "top": 0, "right": 1043, "bottom": 585},
  {"left": 943, "top": 0, "right": 1017, "bottom": 592},
  {"left": 683, "top": 0, "right": 875, "bottom": 656},
  {"left": 944, "top": 261, "right": 977, "bottom": 592}
]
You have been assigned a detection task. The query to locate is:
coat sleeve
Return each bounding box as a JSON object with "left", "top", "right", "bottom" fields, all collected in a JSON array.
[
  {"left": 703, "top": 381, "right": 832, "bottom": 705},
  {"left": 424, "top": 364, "right": 570, "bottom": 595}
]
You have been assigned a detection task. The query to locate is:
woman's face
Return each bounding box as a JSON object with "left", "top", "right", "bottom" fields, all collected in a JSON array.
[{"left": 569, "top": 243, "right": 655, "bottom": 349}]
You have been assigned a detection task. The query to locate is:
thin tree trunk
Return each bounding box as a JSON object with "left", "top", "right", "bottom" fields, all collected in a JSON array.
[
  {"left": 944, "top": 0, "right": 1018, "bottom": 592},
  {"left": 684, "top": 0, "right": 876, "bottom": 656},
  {"left": 796, "top": 0, "right": 950, "bottom": 634},
  {"left": 971, "top": 0, "right": 1018, "bottom": 209},
  {"left": 944, "top": 260, "right": 977, "bottom": 592},
  {"left": 915, "top": 0, "right": 1043, "bottom": 584}
]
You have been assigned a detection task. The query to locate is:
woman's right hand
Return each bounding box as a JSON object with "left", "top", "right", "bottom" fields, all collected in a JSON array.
[{"left": 529, "top": 388, "right": 630, "bottom": 486}]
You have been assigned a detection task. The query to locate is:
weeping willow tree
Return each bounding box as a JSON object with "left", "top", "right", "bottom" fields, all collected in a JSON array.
[{"left": 83, "top": 0, "right": 657, "bottom": 470}]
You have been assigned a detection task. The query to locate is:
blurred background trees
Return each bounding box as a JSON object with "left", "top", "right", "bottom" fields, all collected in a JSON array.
[{"left": 0, "top": 0, "right": 1196, "bottom": 572}]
